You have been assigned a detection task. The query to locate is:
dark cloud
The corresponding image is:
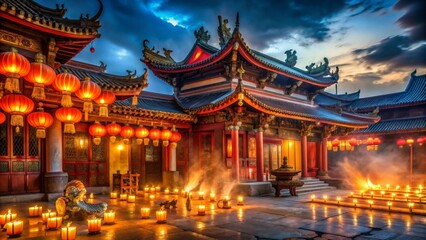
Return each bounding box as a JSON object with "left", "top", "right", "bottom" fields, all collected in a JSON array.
[
  {"left": 347, "top": 0, "right": 390, "bottom": 17},
  {"left": 393, "top": 0, "right": 426, "bottom": 42},
  {"left": 336, "top": 75, "right": 407, "bottom": 97}
]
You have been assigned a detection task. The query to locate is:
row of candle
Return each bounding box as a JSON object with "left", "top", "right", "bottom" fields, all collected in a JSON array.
[
  {"left": 311, "top": 195, "right": 421, "bottom": 214},
  {"left": 364, "top": 184, "right": 422, "bottom": 192},
  {"left": 351, "top": 191, "right": 423, "bottom": 202}
]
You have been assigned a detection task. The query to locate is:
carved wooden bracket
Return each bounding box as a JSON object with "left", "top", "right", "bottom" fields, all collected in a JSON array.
[
  {"left": 322, "top": 125, "right": 337, "bottom": 138},
  {"left": 300, "top": 121, "right": 315, "bottom": 136}
]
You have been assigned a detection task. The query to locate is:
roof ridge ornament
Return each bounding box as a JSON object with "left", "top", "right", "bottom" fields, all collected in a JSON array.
[
  {"left": 411, "top": 69, "right": 417, "bottom": 77},
  {"left": 217, "top": 15, "right": 232, "bottom": 49},
  {"left": 284, "top": 49, "right": 297, "bottom": 67},
  {"left": 306, "top": 57, "right": 330, "bottom": 75},
  {"left": 194, "top": 26, "right": 210, "bottom": 43}
]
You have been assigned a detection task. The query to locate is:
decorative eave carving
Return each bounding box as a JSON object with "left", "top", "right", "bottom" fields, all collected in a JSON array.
[
  {"left": 284, "top": 49, "right": 297, "bottom": 67},
  {"left": 300, "top": 121, "right": 315, "bottom": 136},
  {"left": 257, "top": 71, "right": 277, "bottom": 89},
  {"left": 110, "top": 105, "right": 196, "bottom": 123},
  {"left": 217, "top": 15, "right": 232, "bottom": 49},
  {"left": 322, "top": 125, "right": 337, "bottom": 138},
  {"left": 142, "top": 40, "right": 175, "bottom": 65},
  {"left": 284, "top": 81, "right": 302, "bottom": 95},
  {"left": 194, "top": 26, "right": 210, "bottom": 44}
]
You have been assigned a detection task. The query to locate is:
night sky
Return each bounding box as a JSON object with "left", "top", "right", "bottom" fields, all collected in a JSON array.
[{"left": 36, "top": 0, "right": 425, "bottom": 97}]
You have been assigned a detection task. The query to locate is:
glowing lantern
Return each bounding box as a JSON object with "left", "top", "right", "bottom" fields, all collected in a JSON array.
[
  {"left": 94, "top": 90, "right": 116, "bottom": 117},
  {"left": 169, "top": 126, "right": 182, "bottom": 149},
  {"left": 0, "top": 48, "right": 31, "bottom": 93},
  {"left": 373, "top": 137, "right": 381, "bottom": 150},
  {"left": 24, "top": 53, "right": 56, "bottom": 101},
  {"left": 348, "top": 137, "right": 357, "bottom": 151},
  {"left": 0, "top": 112, "right": 5, "bottom": 124},
  {"left": 120, "top": 124, "right": 134, "bottom": 145},
  {"left": 406, "top": 138, "right": 414, "bottom": 146},
  {"left": 53, "top": 71, "right": 81, "bottom": 107},
  {"left": 149, "top": 127, "right": 161, "bottom": 147},
  {"left": 366, "top": 137, "right": 374, "bottom": 151},
  {"left": 106, "top": 121, "right": 121, "bottom": 142},
  {"left": 75, "top": 77, "right": 101, "bottom": 121},
  {"left": 397, "top": 139, "right": 406, "bottom": 148},
  {"left": 55, "top": 107, "right": 82, "bottom": 134},
  {"left": 27, "top": 103, "right": 53, "bottom": 138},
  {"left": 326, "top": 141, "right": 332, "bottom": 150},
  {"left": 0, "top": 94, "right": 34, "bottom": 133},
  {"left": 331, "top": 139, "right": 339, "bottom": 152},
  {"left": 160, "top": 127, "right": 172, "bottom": 147},
  {"left": 135, "top": 125, "right": 149, "bottom": 145},
  {"left": 417, "top": 137, "right": 424, "bottom": 146},
  {"left": 89, "top": 121, "right": 107, "bottom": 145}
]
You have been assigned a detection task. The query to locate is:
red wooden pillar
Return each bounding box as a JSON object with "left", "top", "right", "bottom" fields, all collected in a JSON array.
[
  {"left": 255, "top": 128, "right": 264, "bottom": 181},
  {"left": 231, "top": 125, "right": 240, "bottom": 183},
  {"left": 322, "top": 139, "right": 328, "bottom": 172},
  {"left": 301, "top": 135, "right": 308, "bottom": 178}
]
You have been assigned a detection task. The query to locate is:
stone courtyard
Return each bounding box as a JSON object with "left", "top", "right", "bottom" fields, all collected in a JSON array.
[{"left": 1, "top": 189, "right": 425, "bottom": 240}]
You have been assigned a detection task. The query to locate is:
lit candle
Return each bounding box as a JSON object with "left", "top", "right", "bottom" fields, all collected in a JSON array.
[
  {"left": 386, "top": 184, "right": 390, "bottom": 190},
  {"left": 408, "top": 202, "right": 414, "bottom": 213},
  {"left": 89, "top": 193, "right": 94, "bottom": 199},
  {"left": 144, "top": 186, "right": 149, "bottom": 192},
  {"left": 392, "top": 193, "right": 396, "bottom": 200},
  {"left": 237, "top": 196, "right": 244, "bottom": 206},
  {"left": 41, "top": 210, "right": 56, "bottom": 224},
  {"left": 380, "top": 191, "right": 385, "bottom": 198},
  {"left": 29, "top": 205, "right": 42, "bottom": 217},
  {"left": 353, "top": 199, "right": 357, "bottom": 207},
  {"left": 47, "top": 216, "right": 63, "bottom": 230},
  {"left": 360, "top": 190, "right": 364, "bottom": 197},
  {"left": 87, "top": 218, "right": 102, "bottom": 234},
  {"left": 336, "top": 196, "right": 341, "bottom": 205},
  {"left": 149, "top": 194, "right": 155, "bottom": 200},
  {"left": 223, "top": 196, "right": 231, "bottom": 209},
  {"left": 61, "top": 223, "right": 76, "bottom": 240},
  {"left": 405, "top": 193, "right": 409, "bottom": 201},
  {"left": 210, "top": 192, "right": 216, "bottom": 202},
  {"left": 6, "top": 220, "right": 23, "bottom": 237},
  {"left": 387, "top": 201, "right": 392, "bottom": 211},
  {"left": 110, "top": 192, "right": 117, "bottom": 199},
  {"left": 165, "top": 188, "right": 170, "bottom": 194},
  {"left": 350, "top": 192, "right": 354, "bottom": 197},
  {"left": 0, "top": 210, "right": 17, "bottom": 226},
  {"left": 368, "top": 200, "right": 374, "bottom": 209},
  {"left": 323, "top": 195, "right": 328, "bottom": 203},
  {"left": 120, "top": 193, "right": 128, "bottom": 201},
  {"left": 198, "top": 191, "right": 204, "bottom": 200},
  {"left": 150, "top": 187, "right": 155, "bottom": 193},
  {"left": 419, "top": 194, "right": 422, "bottom": 202},
  {"left": 181, "top": 190, "right": 188, "bottom": 198},
  {"left": 311, "top": 194, "right": 315, "bottom": 202},
  {"left": 419, "top": 185, "right": 423, "bottom": 193},
  {"left": 189, "top": 192, "right": 193, "bottom": 199},
  {"left": 173, "top": 188, "right": 179, "bottom": 195},
  {"left": 406, "top": 185, "right": 410, "bottom": 192},
  {"left": 155, "top": 186, "right": 161, "bottom": 192},
  {"left": 104, "top": 211, "right": 115, "bottom": 224},
  {"left": 156, "top": 210, "right": 167, "bottom": 223},
  {"left": 127, "top": 195, "right": 136, "bottom": 203},
  {"left": 141, "top": 207, "right": 150, "bottom": 219},
  {"left": 370, "top": 192, "right": 374, "bottom": 198},
  {"left": 396, "top": 185, "right": 400, "bottom": 190},
  {"left": 198, "top": 205, "right": 206, "bottom": 216}
]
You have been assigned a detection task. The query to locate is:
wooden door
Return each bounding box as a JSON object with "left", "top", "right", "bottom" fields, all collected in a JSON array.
[
  {"left": 199, "top": 132, "right": 213, "bottom": 178},
  {"left": 145, "top": 144, "right": 162, "bottom": 185}
]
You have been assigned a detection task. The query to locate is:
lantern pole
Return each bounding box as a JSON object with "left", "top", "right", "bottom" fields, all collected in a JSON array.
[{"left": 409, "top": 144, "right": 413, "bottom": 185}]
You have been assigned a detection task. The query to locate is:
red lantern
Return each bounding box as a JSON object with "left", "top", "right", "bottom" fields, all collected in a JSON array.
[
  {"left": 0, "top": 48, "right": 31, "bottom": 93},
  {"left": 169, "top": 128, "right": 182, "bottom": 149},
  {"left": 27, "top": 103, "right": 53, "bottom": 138},
  {"left": 161, "top": 127, "right": 172, "bottom": 147},
  {"left": 120, "top": 124, "right": 134, "bottom": 145},
  {"left": 149, "top": 127, "right": 161, "bottom": 147},
  {"left": 331, "top": 139, "right": 339, "bottom": 152},
  {"left": 349, "top": 138, "right": 357, "bottom": 146},
  {"left": 135, "top": 125, "right": 149, "bottom": 145},
  {"left": 106, "top": 121, "right": 121, "bottom": 143},
  {"left": 89, "top": 121, "right": 107, "bottom": 145},
  {"left": 53, "top": 71, "right": 81, "bottom": 107},
  {"left": 396, "top": 139, "right": 406, "bottom": 148},
  {"left": 0, "top": 94, "right": 34, "bottom": 133},
  {"left": 406, "top": 138, "right": 414, "bottom": 146},
  {"left": 372, "top": 138, "right": 381, "bottom": 151},
  {"left": 0, "top": 112, "right": 5, "bottom": 124},
  {"left": 366, "top": 137, "right": 374, "bottom": 151},
  {"left": 55, "top": 107, "right": 82, "bottom": 134},
  {"left": 24, "top": 53, "right": 56, "bottom": 101},
  {"left": 417, "top": 137, "right": 424, "bottom": 146},
  {"left": 75, "top": 77, "right": 101, "bottom": 121},
  {"left": 94, "top": 90, "right": 116, "bottom": 117}
]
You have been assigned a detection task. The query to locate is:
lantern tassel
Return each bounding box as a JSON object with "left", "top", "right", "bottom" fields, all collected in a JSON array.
[
  {"left": 64, "top": 123, "right": 76, "bottom": 134},
  {"left": 99, "top": 105, "right": 108, "bottom": 117},
  {"left": 83, "top": 101, "right": 93, "bottom": 121},
  {"left": 93, "top": 137, "right": 101, "bottom": 145},
  {"left": 5, "top": 76, "right": 20, "bottom": 93},
  {"left": 132, "top": 95, "right": 138, "bottom": 106},
  {"left": 32, "top": 84, "right": 46, "bottom": 101},
  {"left": 123, "top": 138, "right": 130, "bottom": 145},
  {"left": 61, "top": 92, "right": 73, "bottom": 107},
  {"left": 11, "top": 115, "right": 24, "bottom": 127},
  {"left": 144, "top": 138, "right": 150, "bottom": 145},
  {"left": 171, "top": 142, "right": 177, "bottom": 149},
  {"left": 36, "top": 129, "right": 46, "bottom": 138},
  {"left": 110, "top": 136, "right": 116, "bottom": 143},
  {"left": 136, "top": 139, "right": 143, "bottom": 145}
]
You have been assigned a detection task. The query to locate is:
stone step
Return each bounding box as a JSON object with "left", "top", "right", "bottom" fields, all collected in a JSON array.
[
  {"left": 297, "top": 186, "right": 335, "bottom": 194},
  {"left": 300, "top": 182, "right": 329, "bottom": 188}
]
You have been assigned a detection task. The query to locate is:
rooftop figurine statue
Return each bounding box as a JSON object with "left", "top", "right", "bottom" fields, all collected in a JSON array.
[{"left": 56, "top": 180, "right": 107, "bottom": 220}]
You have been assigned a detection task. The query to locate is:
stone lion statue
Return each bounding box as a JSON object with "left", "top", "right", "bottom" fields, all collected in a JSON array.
[{"left": 56, "top": 180, "right": 107, "bottom": 220}]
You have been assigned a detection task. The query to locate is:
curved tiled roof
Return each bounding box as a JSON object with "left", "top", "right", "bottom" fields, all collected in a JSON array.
[
  {"left": 176, "top": 90, "right": 234, "bottom": 110},
  {"left": 355, "top": 116, "right": 426, "bottom": 134},
  {"left": 56, "top": 62, "right": 147, "bottom": 92},
  {"left": 0, "top": 0, "right": 101, "bottom": 36},
  {"left": 349, "top": 74, "right": 426, "bottom": 110},
  {"left": 315, "top": 90, "right": 361, "bottom": 106}
]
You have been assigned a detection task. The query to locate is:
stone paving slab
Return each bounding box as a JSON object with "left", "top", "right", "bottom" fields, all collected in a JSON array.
[{"left": 302, "top": 221, "right": 371, "bottom": 238}]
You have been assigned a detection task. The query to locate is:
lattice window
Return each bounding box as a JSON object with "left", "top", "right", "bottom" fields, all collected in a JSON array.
[
  {"left": 76, "top": 175, "right": 88, "bottom": 186},
  {"left": 13, "top": 129, "right": 24, "bottom": 156},
  {"left": 0, "top": 161, "right": 8, "bottom": 172},
  {"left": 64, "top": 164, "right": 75, "bottom": 173},
  {"left": 64, "top": 133, "right": 88, "bottom": 161},
  {"left": 27, "top": 161, "right": 40, "bottom": 172},
  {"left": 12, "top": 161, "right": 24, "bottom": 172},
  {"left": 28, "top": 126, "right": 39, "bottom": 156},
  {"left": 92, "top": 140, "right": 105, "bottom": 162},
  {"left": 77, "top": 164, "right": 88, "bottom": 173},
  {"left": 0, "top": 123, "right": 7, "bottom": 156}
]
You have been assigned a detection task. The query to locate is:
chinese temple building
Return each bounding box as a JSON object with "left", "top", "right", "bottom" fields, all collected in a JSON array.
[{"left": 7, "top": 0, "right": 421, "bottom": 198}]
